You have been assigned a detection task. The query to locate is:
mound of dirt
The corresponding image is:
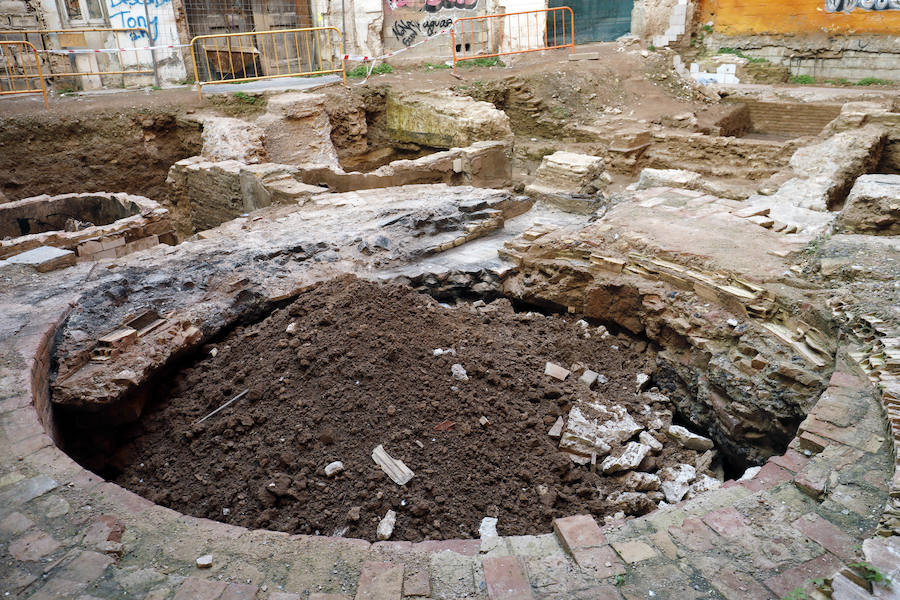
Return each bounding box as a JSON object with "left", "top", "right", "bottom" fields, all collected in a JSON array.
[{"left": 111, "top": 276, "right": 709, "bottom": 541}]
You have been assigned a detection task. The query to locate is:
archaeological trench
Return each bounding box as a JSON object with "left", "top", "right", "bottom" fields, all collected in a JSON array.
[{"left": 1, "top": 64, "right": 900, "bottom": 600}]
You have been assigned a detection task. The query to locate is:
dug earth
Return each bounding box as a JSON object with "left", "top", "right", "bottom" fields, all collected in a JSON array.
[{"left": 78, "top": 277, "right": 725, "bottom": 542}]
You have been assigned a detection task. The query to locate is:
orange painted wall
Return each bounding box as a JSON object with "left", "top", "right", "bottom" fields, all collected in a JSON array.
[{"left": 698, "top": 0, "right": 900, "bottom": 35}]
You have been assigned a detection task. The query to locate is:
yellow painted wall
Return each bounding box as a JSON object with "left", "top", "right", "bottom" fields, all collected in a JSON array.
[{"left": 699, "top": 0, "right": 900, "bottom": 35}]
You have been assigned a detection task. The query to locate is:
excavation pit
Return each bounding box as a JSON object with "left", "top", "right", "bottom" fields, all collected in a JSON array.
[
  {"left": 0, "top": 192, "right": 177, "bottom": 262},
  {"left": 57, "top": 276, "right": 737, "bottom": 543}
]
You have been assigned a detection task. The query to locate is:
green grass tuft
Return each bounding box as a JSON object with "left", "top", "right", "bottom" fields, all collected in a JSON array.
[
  {"left": 347, "top": 63, "right": 394, "bottom": 79},
  {"left": 457, "top": 56, "right": 504, "bottom": 68},
  {"left": 789, "top": 74, "right": 816, "bottom": 85},
  {"left": 855, "top": 77, "right": 893, "bottom": 86}
]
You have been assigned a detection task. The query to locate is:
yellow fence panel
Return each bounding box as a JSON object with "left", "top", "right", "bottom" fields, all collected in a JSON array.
[
  {"left": 451, "top": 7, "right": 575, "bottom": 73},
  {"left": 190, "top": 27, "right": 346, "bottom": 99},
  {"left": 0, "top": 28, "right": 156, "bottom": 86},
  {"left": 0, "top": 40, "right": 48, "bottom": 107}
]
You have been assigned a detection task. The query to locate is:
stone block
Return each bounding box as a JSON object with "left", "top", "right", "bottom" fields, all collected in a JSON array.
[
  {"left": 836, "top": 174, "right": 900, "bottom": 235},
  {"left": 200, "top": 116, "right": 269, "bottom": 164},
  {"left": 386, "top": 90, "right": 512, "bottom": 150},
  {"left": 6, "top": 246, "right": 75, "bottom": 272},
  {"left": 569, "top": 52, "right": 600, "bottom": 61}
]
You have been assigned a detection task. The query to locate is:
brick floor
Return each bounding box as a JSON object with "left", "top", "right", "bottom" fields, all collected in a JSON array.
[
  {"left": 172, "top": 577, "right": 229, "bottom": 600},
  {"left": 763, "top": 553, "right": 844, "bottom": 597},
  {"left": 792, "top": 513, "right": 859, "bottom": 561},
  {"left": 482, "top": 556, "right": 534, "bottom": 600},
  {"left": 8, "top": 529, "right": 60, "bottom": 561},
  {"left": 355, "top": 562, "right": 403, "bottom": 600}
]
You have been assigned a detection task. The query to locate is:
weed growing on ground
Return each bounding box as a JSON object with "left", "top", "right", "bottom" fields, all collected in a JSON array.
[
  {"left": 347, "top": 63, "right": 394, "bottom": 78},
  {"left": 856, "top": 77, "right": 893, "bottom": 86},
  {"left": 424, "top": 62, "right": 451, "bottom": 70},
  {"left": 233, "top": 91, "right": 261, "bottom": 104},
  {"left": 613, "top": 574, "right": 626, "bottom": 586},
  {"left": 850, "top": 561, "right": 892, "bottom": 586},
  {"left": 789, "top": 74, "right": 816, "bottom": 84},
  {"left": 825, "top": 78, "right": 851, "bottom": 86},
  {"left": 457, "top": 56, "right": 504, "bottom": 68},
  {"left": 648, "top": 43, "right": 656, "bottom": 52}
]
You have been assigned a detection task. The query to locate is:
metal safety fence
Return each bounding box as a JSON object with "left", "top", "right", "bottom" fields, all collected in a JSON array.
[
  {"left": 450, "top": 7, "right": 575, "bottom": 72},
  {"left": 190, "top": 26, "right": 345, "bottom": 98},
  {"left": 0, "top": 41, "right": 48, "bottom": 107},
  {"left": 0, "top": 28, "right": 157, "bottom": 88}
]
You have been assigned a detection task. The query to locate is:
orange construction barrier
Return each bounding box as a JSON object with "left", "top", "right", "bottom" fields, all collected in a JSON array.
[
  {"left": 450, "top": 7, "right": 575, "bottom": 73},
  {"left": 0, "top": 41, "right": 48, "bottom": 107}
]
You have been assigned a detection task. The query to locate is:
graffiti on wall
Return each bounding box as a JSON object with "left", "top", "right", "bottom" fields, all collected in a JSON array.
[
  {"left": 825, "top": 0, "right": 899, "bottom": 11},
  {"left": 384, "top": 0, "right": 482, "bottom": 48},
  {"left": 387, "top": 0, "right": 478, "bottom": 11},
  {"left": 108, "top": 0, "right": 171, "bottom": 42}
]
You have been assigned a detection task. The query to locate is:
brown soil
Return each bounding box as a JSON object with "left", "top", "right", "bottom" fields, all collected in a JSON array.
[
  {"left": 0, "top": 106, "right": 201, "bottom": 202},
  {"left": 108, "top": 276, "right": 707, "bottom": 542}
]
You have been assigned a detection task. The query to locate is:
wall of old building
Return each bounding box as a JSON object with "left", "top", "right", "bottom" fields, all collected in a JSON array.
[{"left": 697, "top": 0, "right": 900, "bottom": 81}]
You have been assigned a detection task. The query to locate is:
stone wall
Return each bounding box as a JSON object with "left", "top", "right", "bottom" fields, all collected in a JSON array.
[
  {"left": 166, "top": 158, "right": 327, "bottom": 235},
  {"left": 297, "top": 141, "right": 512, "bottom": 192},
  {"left": 1, "top": 0, "right": 43, "bottom": 28},
  {"left": 702, "top": 33, "right": 900, "bottom": 83},
  {"left": 0, "top": 193, "right": 174, "bottom": 261}
]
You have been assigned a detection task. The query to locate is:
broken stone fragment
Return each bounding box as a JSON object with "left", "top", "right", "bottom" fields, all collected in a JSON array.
[
  {"left": 639, "top": 431, "right": 663, "bottom": 452},
  {"left": 667, "top": 425, "right": 714, "bottom": 451},
  {"left": 600, "top": 442, "right": 651, "bottom": 474},
  {"left": 451, "top": 363, "right": 469, "bottom": 381},
  {"left": 196, "top": 554, "right": 213, "bottom": 569},
  {"left": 636, "top": 373, "right": 650, "bottom": 392},
  {"left": 559, "top": 403, "right": 641, "bottom": 459},
  {"left": 372, "top": 444, "right": 415, "bottom": 485},
  {"left": 606, "top": 491, "right": 656, "bottom": 516},
  {"left": 619, "top": 471, "right": 661, "bottom": 492},
  {"left": 377, "top": 510, "right": 396, "bottom": 541},
  {"left": 578, "top": 369, "right": 599, "bottom": 388},
  {"left": 688, "top": 474, "right": 722, "bottom": 498},
  {"left": 324, "top": 461, "right": 344, "bottom": 477},
  {"left": 479, "top": 416, "right": 490, "bottom": 427},
  {"left": 285, "top": 321, "right": 297, "bottom": 334},
  {"left": 347, "top": 506, "right": 361, "bottom": 521},
  {"left": 695, "top": 450, "right": 716, "bottom": 474},
  {"left": 739, "top": 466, "right": 762, "bottom": 481},
  {"left": 544, "top": 362, "right": 571, "bottom": 381},
  {"left": 548, "top": 416, "right": 565, "bottom": 438},
  {"left": 659, "top": 464, "right": 697, "bottom": 503}
]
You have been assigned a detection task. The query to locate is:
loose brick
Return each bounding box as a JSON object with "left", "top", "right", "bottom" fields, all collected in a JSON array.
[
  {"left": 611, "top": 540, "right": 657, "bottom": 564},
  {"left": 59, "top": 551, "right": 114, "bottom": 583},
  {"left": 763, "top": 553, "right": 843, "bottom": 598},
  {"left": 668, "top": 518, "right": 716, "bottom": 553},
  {"left": 792, "top": 513, "right": 858, "bottom": 561},
  {"left": 769, "top": 449, "right": 811, "bottom": 474},
  {"left": 402, "top": 569, "right": 430, "bottom": 597},
  {"left": 8, "top": 530, "right": 60, "bottom": 561},
  {"left": 708, "top": 568, "right": 772, "bottom": 600},
  {"left": 701, "top": 507, "right": 751, "bottom": 538},
  {"left": 355, "top": 561, "right": 403, "bottom": 600},
  {"left": 0, "top": 511, "right": 34, "bottom": 535},
  {"left": 482, "top": 556, "right": 534, "bottom": 600},
  {"left": 553, "top": 515, "right": 625, "bottom": 577},
  {"left": 741, "top": 462, "right": 793, "bottom": 492}
]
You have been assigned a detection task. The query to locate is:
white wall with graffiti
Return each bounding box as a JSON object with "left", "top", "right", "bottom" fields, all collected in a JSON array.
[
  {"left": 382, "top": 0, "right": 550, "bottom": 61},
  {"left": 105, "top": 0, "right": 187, "bottom": 83},
  {"left": 30, "top": 0, "right": 186, "bottom": 87}
]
